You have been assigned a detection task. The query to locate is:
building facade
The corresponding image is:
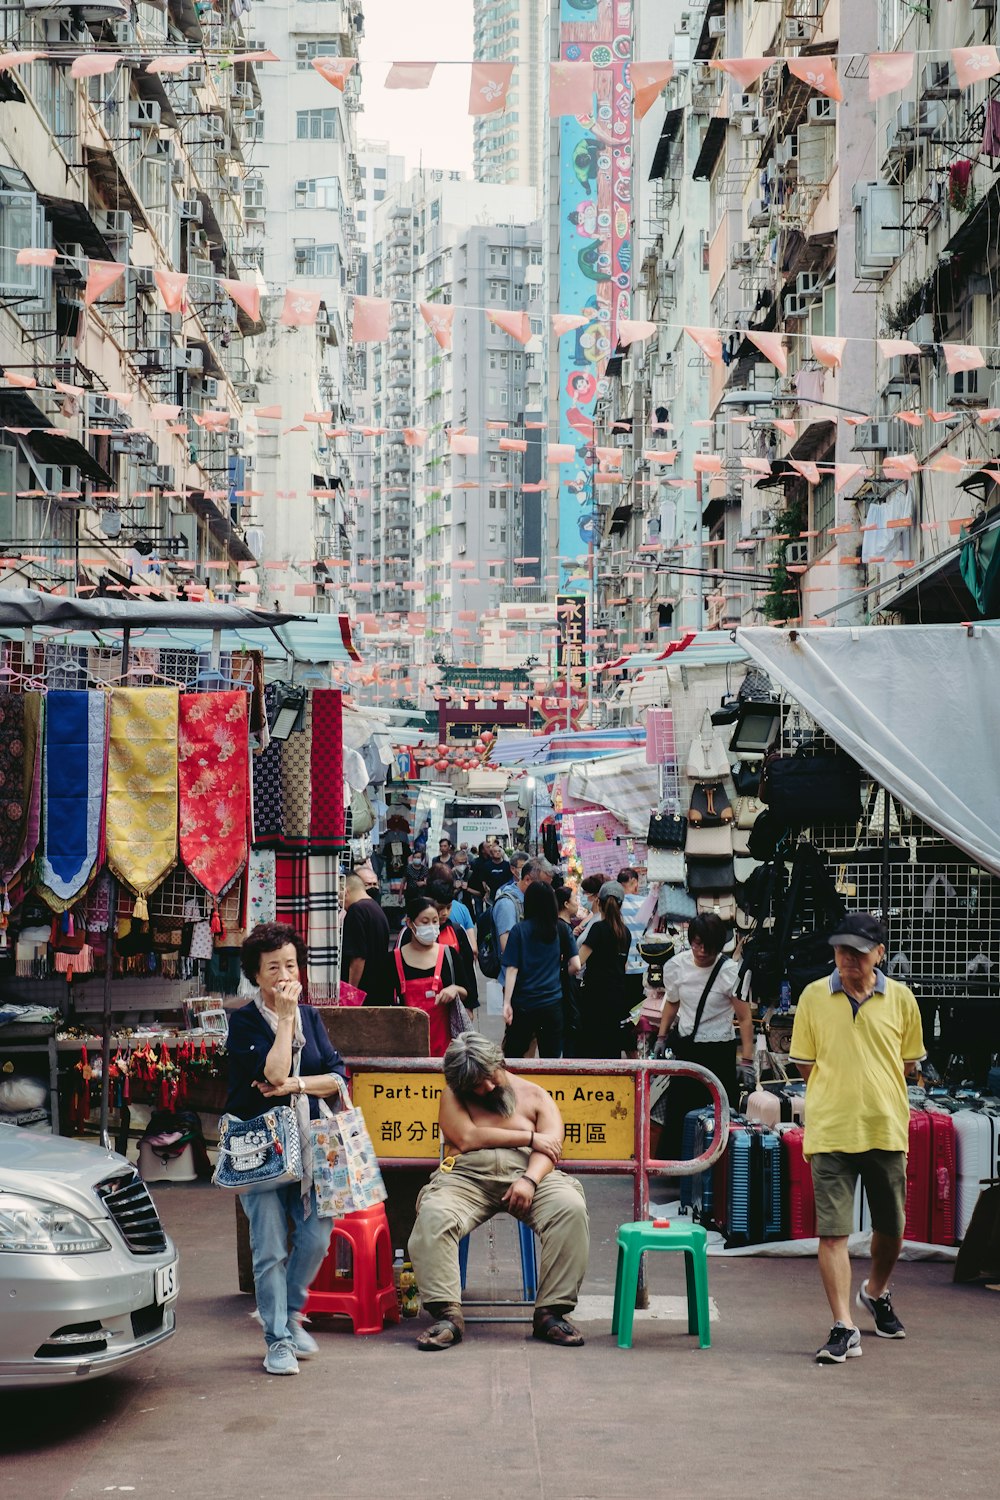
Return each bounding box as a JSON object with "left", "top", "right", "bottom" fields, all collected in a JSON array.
[{"left": 473, "top": 0, "right": 547, "bottom": 191}]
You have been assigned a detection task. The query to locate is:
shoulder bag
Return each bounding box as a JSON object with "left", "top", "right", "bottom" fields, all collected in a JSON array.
[
  {"left": 759, "top": 745, "right": 861, "bottom": 827},
  {"left": 647, "top": 811, "right": 686, "bottom": 849},
  {"left": 213, "top": 1105, "right": 304, "bottom": 1194},
  {"left": 685, "top": 710, "right": 731, "bottom": 782},
  {"left": 647, "top": 847, "right": 686, "bottom": 884},
  {"left": 665, "top": 954, "right": 728, "bottom": 1052},
  {"left": 688, "top": 781, "right": 733, "bottom": 826}
]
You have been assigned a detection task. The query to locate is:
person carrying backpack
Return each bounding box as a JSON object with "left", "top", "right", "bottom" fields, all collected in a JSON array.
[{"left": 479, "top": 857, "right": 553, "bottom": 1017}]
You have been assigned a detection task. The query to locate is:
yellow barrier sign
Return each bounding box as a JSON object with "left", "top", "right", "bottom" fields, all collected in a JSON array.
[{"left": 351, "top": 1070, "right": 635, "bottom": 1162}]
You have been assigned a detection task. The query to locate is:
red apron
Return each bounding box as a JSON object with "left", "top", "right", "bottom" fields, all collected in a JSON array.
[{"left": 394, "top": 944, "right": 450, "bottom": 1057}]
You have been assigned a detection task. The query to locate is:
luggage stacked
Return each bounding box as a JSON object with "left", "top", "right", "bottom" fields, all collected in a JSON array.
[
  {"left": 905, "top": 1106, "right": 957, "bottom": 1245},
  {"left": 726, "top": 1125, "right": 783, "bottom": 1246},
  {"left": 915, "top": 1091, "right": 1000, "bottom": 1241}
]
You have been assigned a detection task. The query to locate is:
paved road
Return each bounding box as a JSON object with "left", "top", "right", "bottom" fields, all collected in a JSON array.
[{"left": 2, "top": 1176, "right": 994, "bottom": 1500}]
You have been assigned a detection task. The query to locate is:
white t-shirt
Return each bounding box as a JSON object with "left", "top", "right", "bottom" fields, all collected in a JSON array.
[{"left": 662, "top": 950, "right": 741, "bottom": 1043}]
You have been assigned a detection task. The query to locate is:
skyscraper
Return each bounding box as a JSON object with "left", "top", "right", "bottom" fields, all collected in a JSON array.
[{"left": 473, "top": 0, "right": 546, "bottom": 191}]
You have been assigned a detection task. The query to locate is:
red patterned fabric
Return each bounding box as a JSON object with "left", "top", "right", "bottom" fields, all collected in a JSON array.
[
  {"left": 177, "top": 691, "right": 249, "bottom": 899},
  {"left": 275, "top": 852, "right": 310, "bottom": 949},
  {"left": 309, "top": 689, "right": 345, "bottom": 850}
]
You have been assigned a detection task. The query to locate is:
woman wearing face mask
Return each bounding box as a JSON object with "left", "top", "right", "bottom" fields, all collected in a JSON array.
[{"left": 391, "top": 895, "right": 472, "bottom": 1056}]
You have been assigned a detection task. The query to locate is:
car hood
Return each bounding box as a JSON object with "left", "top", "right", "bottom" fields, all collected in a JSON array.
[{"left": 0, "top": 1130, "right": 131, "bottom": 1217}]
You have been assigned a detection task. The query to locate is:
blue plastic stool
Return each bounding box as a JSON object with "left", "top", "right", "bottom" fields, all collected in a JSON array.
[
  {"left": 612, "top": 1219, "right": 711, "bottom": 1350},
  {"left": 458, "top": 1220, "right": 538, "bottom": 1301}
]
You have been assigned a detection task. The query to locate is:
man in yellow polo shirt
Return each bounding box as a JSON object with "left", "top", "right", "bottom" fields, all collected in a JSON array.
[{"left": 790, "top": 912, "right": 924, "bottom": 1365}]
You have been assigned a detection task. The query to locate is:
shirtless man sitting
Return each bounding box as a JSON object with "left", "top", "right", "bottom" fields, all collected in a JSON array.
[{"left": 407, "top": 1033, "right": 590, "bottom": 1350}]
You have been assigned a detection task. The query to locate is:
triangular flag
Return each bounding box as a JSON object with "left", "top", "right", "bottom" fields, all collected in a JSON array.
[
  {"left": 952, "top": 47, "right": 1000, "bottom": 90},
  {"left": 469, "top": 62, "right": 514, "bottom": 116},
  {"left": 280, "top": 290, "right": 321, "bottom": 326},
  {"left": 84, "top": 260, "right": 126, "bottom": 305},
  {"left": 928, "top": 453, "right": 965, "bottom": 474},
  {"left": 811, "top": 335, "right": 846, "bottom": 369},
  {"left": 0, "top": 52, "right": 42, "bottom": 71},
  {"left": 385, "top": 62, "right": 436, "bottom": 89},
  {"left": 352, "top": 294, "right": 390, "bottom": 342},
  {"left": 878, "top": 337, "right": 921, "bottom": 358},
  {"left": 487, "top": 309, "right": 531, "bottom": 344},
  {"left": 710, "top": 58, "right": 771, "bottom": 88},
  {"left": 897, "top": 411, "right": 924, "bottom": 427},
  {"left": 221, "top": 278, "right": 261, "bottom": 321},
  {"left": 5, "top": 371, "right": 36, "bottom": 388},
  {"left": 773, "top": 418, "right": 797, "bottom": 438},
  {"left": 867, "top": 52, "right": 915, "bottom": 101},
  {"left": 70, "top": 54, "right": 120, "bottom": 79},
  {"left": 153, "top": 270, "right": 188, "bottom": 314},
  {"left": 631, "top": 62, "right": 674, "bottom": 119},
  {"left": 789, "top": 459, "right": 821, "bottom": 485},
  {"left": 747, "top": 330, "right": 787, "bottom": 374},
  {"left": 549, "top": 61, "right": 596, "bottom": 117},
  {"left": 618, "top": 318, "right": 657, "bottom": 346},
  {"left": 787, "top": 56, "right": 843, "bottom": 103},
  {"left": 419, "top": 301, "right": 454, "bottom": 349},
  {"left": 311, "top": 57, "right": 357, "bottom": 90},
  {"left": 685, "top": 325, "right": 723, "bottom": 363},
  {"left": 834, "top": 463, "right": 864, "bottom": 491},
  {"left": 741, "top": 457, "right": 772, "bottom": 475},
  {"left": 16, "top": 247, "right": 57, "bottom": 267},
  {"left": 552, "top": 313, "right": 589, "bottom": 337},
  {"left": 942, "top": 343, "right": 985, "bottom": 374},
  {"left": 146, "top": 55, "right": 200, "bottom": 75},
  {"left": 403, "top": 427, "right": 428, "bottom": 447}
]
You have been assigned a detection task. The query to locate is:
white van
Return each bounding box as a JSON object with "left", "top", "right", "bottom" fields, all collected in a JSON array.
[{"left": 415, "top": 785, "right": 511, "bottom": 856}]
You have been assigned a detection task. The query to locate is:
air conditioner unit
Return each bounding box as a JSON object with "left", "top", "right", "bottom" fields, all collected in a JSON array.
[
  {"left": 295, "top": 41, "right": 310, "bottom": 57},
  {"left": 732, "top": 93, "right": 755, "bottom": 117},
  {"left": 244, "top": 205, "right": 265, "bottom": 222},
  {"left": 149, "top": 137, "right": 173, "bottom": 160},
  {"left": 948, "top": 367, "right": 987, "bottom": 404},
  {"left": 203, "top": 377, "right": 220, "bottom": 400},
  {"left": 202, "top": 116, "right": 225, "bottom": 140},
  {"left": 188, "top": 228, "right": 208, "bottom": 252},
  {"left": 748, "top": 198, "right": 770, "bottom": 228},
  {"left": 708, "top": 15, "right": 725, "bottom": 37},
  {"left": 784, "top": 294, "right": 809, "bottom": 319},
  {"left": 742, "top": 115, "right": 766, "bottom": 139},
  {"left": 915, "top": 100, "right": 946, "bottom": 138},
  {"left": 730, "top": 240, "right": 753, "bottom": 267},
  {"left": 807, "top": 96, "right": 835, "bottom": 125},
  {"left": 149, "top": 465, "right": 174, "bottom": 488},
  {"left": 171, "top": 161, "right": 187, "bottom": 185},
  {"left": 853, "top": 182, "right": 902, "bottom": 279},
  {"left": 174, "top": 346, "right": 204, "bottom": 370},
  {"left": 693, "top": 63, "right": 714, "bottom": 88},
  {"left": 99, "top": 210, "right": 133, "bottom": 243},
  {"left": 785, "top": 18, "right": 810, "bottom": 41},
  {"left": 243, "top": 454, "right": 256, "bottom": 473},
  {"left": 785, "top": 541, "right": 809, "bottom": 566},
  {"left": 41, "top": 464, "right": 81, "bottom": 496},
  {"left": 751, "top": 508, "right": 775, "bottom": 532},
  {"left": 231, "top": 84, "right": 253, "bottom": 109},
  {"left": 227, "top": 418, "right": 241, "bottom": 442},
  {"left": 88, "top": 394, "right": 121, "bottom": 424},
  {"left": 883, "top": 353, "right": 920, "bottom": 393},
  {"left": 796, "top": 271, "right": 821, "bottom": 299},
  {"left": 128, "top": 99, "right": 160, "bottom": 130},
  {"left": 774, "top": 137, "right": 797, "bottom": 167},
  {"left": 180, "top": 198, "right": 203, "bottom": 223},
  {"left": 851, "top": 420, "right": 890, "bottom": 451},
  {"left": 920, "top": 61, "right": 957, "bottom": 99}
]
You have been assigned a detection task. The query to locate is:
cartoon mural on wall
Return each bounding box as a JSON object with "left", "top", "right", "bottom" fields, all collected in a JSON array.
[{"left": 557, "top": 0, "right": 633, "bottom": 592}]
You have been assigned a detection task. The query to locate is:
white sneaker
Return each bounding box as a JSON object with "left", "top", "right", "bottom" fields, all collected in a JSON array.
[
  {"left": 263, "top": 1339, "right": 300, "bottom": 1376},
  {"left": 289, "top": 1318, "right": 319, "bottom": 1359}
]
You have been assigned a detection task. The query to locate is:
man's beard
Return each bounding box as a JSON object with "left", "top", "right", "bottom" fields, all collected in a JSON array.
[{"left": 474, "top": 1081, "right": 517, "bottom": 1116}]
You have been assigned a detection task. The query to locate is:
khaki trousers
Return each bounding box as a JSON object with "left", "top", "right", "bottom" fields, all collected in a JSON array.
[{"left": 408, "top": 1148, "right": 590, "bottom": 1316}]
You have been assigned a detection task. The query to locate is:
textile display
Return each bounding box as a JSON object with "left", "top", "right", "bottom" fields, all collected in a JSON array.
[
  {"left": 252, "top": 735, "right": 283, "bottom": 845},
  {"left": 105, "top": 688, "right": 179, "bottom": 919},
  {"left": 275, "top": 852, "right": 309, "bottom": 948},
  {"left": 177, "top": 691, "right": 249, "bottom": 902},
  {"left": 37, "top": 691, "right": 108, "bottom": 910},
  {"left": 307, "top": 854, "right": 340, "bottom": 1001},
  {"left": 0, "top": 693, "right": 32, "bottom": 882},
  {"left": 247, "top": 848, "right": 276, "bottom": 927},
  {"left": 84, "top": 868, "right": 113, "bottom": 932},
  {"left": 279, "top": 694, "right": 313, "bottom": 846},
  {"left": 13, "top": 692, "right": 43, "bottom": 886},
  {"left": 309, "top": 689, "right": 346, "bottom": 850}
]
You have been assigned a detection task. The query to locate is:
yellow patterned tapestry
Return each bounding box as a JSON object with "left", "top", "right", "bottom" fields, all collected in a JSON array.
[{"left": 105, "top": 689, "right": 178, "bottom": 918}]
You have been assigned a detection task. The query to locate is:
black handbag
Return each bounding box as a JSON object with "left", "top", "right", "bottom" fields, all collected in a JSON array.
[
  {"left": 688, "top": 781, "right": 733, "bottom": 827},
  {"left": 760, "top": 746, "right": 861, "bottom": 827},
  {"left": 686, "top": 857, "right": 735, "bottom": 893},
  {"left": 731, "top": 759, "right": 764, "bottom": 797},
  {"left": 637, "top": 937, "right": 676, "bottom": 988},
  {"left": 648, "top": 811, "right": 686, "bottom": 849}
]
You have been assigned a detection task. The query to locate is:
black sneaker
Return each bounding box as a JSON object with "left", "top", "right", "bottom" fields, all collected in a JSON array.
[
  {"left": 857, "top": 1279, "right": 906, "bottom": 1338},
  {"left": 815, "top": 1324, "right": 862, "bottom": 1363}
]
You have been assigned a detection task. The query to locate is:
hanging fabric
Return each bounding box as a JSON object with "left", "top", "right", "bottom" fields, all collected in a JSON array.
[
  {"left": 247, "top": 847, "right": 277, "bottom": 928},
  {"left": 307, "top": 853, "right": 340, "bottom": 1001},
  {"left": 252, "top": 689, "right": 284, "bottom": 846},
  {"left": 0, "top": 691, "right": 42, "bottom": 886},
  {"left": 37, "top": 690, "right": 108, "bottom": 911},
  {"left": 275, "top": 852, "right": 309, "bottom": 947},
  {"left": 177, "top": 691, "right": 249, "bottom": 911},
  {"left": 279, "top": 692, "right": 313, "bottom": 846},
  {"left": 309, "top": 689, "right": 346, "bottom": 851},
  {"left": 105, "top": 688, "right": 179, "bottom": 919}
]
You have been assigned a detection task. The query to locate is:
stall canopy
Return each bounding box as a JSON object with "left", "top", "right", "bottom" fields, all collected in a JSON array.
[
  {"left": 565, "top": 750, "right": 659, "bottom": 837},
  {"left": 492, "top": 725, "right": 646, "bottom": 766},
  {"left": 736, "top": 625, "right": 1000, "bottom": 878}
]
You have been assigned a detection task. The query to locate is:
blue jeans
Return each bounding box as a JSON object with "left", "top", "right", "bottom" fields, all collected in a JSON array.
[{"left": 242, "top": 1185, "right": 333, "bottom": 1346}]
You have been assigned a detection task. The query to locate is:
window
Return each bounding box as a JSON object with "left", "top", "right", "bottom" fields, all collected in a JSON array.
[
  {"left": 500, "top": 528, "right": 507, "bottom": 543},
  {"left": 315, "top": 244, "right": 342, "bottom": 277},
  {"left": 244, "top": 175, "right": 265, "bottom": 209},
  {"left": 374, "top": 189, "right": 385, "bottom": 201},
  {"left": 374, "top": 166, "right": 386, "bottom": 180},
  {"left": 296, "top": 108, "right": 343, "bottom": 141},
  {"left": 488, "top": 525, "right": 497, "bottom": 544},
  {"left": 500, "top": 389, "right": 508, "bottom": 405},
  {"left": 430, "top": 200, "right": 440, "bottom": 222},
  {"left": 489, "top": 492, "right": 497, "bottom": 508},
  {"left": 0, "top": 448, "right": 13, "bottom": 542},
  {"left": 489, "top": 247, "right": 509, "bottom": 266},
  {"left": 529, "top": 248, "right": 542, "bottom": 265},
  {"left": 0, "top": 189, "right": 47, "bottom": 302},
  {"left": 357, "top": 209, "right": 366, "bottom": 222},
  {"left": 811, "top": 473, "right": 836, "bottom": 551},
  {"left": 295, "top": 40, "right": 342, "bottom": 70}
]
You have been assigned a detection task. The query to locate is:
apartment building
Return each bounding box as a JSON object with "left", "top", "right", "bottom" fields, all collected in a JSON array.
[
  {"left": 473, "top": 0, "right": 546, "bottom": 191},
  {"left": 366, "top": 172, "right": 540, "bottom": 697},
  {"left": 356, "top": 139, "right": 405, "bottom": 248},
  {"left": 0, "top": 0, "right": 261, "bottom": 600}
]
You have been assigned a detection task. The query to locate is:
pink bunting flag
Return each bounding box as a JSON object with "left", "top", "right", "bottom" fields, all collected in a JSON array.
[
  {"left": 54, "top": 379, "right": 83, "bottom": 395},
  {"left": 84, "top": 260, "right": 126, "bottom": 306},
  {"left": 897, "top": 411, "right": 924, "bottom": 428},
  {"left": 237, "top": 51, "right": 280, "bottom": 64},
  {"left": 448, "top": 433, "right": 479, "bottom": 456},
  {"left": 552, "top": 313, "right": 589, "bottom": 337},
  {"left": 878, "top": 337, "right": 921, "bottom": 359},
  {"left": 547, "top": 444, "right": 576, "bottom": 463},
  {"left": 787, "top": 57, "right": 843, "bottom": 103},
  {"left": 280, "top": 290, "right": 321, "bottom": 327},
  {"left": 692, "top": 453, "right": 722, "bottom": 474},
  {"left": 867, "top": 52, "right": 915, "bottom": 101},
  {"left": 469, "top": 62, "right": 514, "bottom": 116},
  {"left": 549, "top": 61, "right": 596, "bottom": 117},
  {"left": 710, "top": 58, "right": 771, "bottom": 88},
  {"left": 16, "top": 247, "right": 57, "bottom": 267},
  {"left": 741, "top": 457, "right": 773, "bottom": 475},
  {"left": 70, "top": 54, "right": 121, "bottom": 79},
  {"left": 811, "top": 335, "right": 846, "bottom": 369},
  {"left": 747, "top": 331, "right": 787, "bottom": 374},
  {"left": 631, "top": 62, "right": 675, "bottom": 119},
  {"left": 153, "top": 270, "right": 188, "bottom": 314},
  {"left": 149, "top": 403, "right": 181, "bottom": 421},
  {"left": 499, "top": 437, "right": 528, "bottom": 453},
  {"left": 385, "top": 62, "right": 436, "bottom": 89},
  {"left": 221, "top": 278, "right": 261, "bottom": 322},
  {"left": 834, "top": 463, "right": 864, "bottom": 491},
  {"left": 403, "top": 427, "right": 427, "bottom": 447},
  {"left": 952, "top": 47, "right": 1000, "bottom": 90},
  {"left": 352, "top": 294, "right": 390, "bottom": 342},
  {"left": 790, "top": 459, "right": 821, "bottom": 485},
  {"left": 487, "top": 309, "right": 531, "bottom": 344},
  {"left": 773, "top": 418, "right": 798, "bottom": 438},
  {"left": 618, "top": 318, "right": 657, "bottom": 346},
  {"left": 255, "top": 405, "right": 282, "bottom": 419},
  {"left": 419, "top": 301, "right": 454, "bottom": 349},
  {"left": 942, "top": 343, "right": 986, "bottom": 374},
  {"left": 311, "top": 57, "right": 356, "bottom": 90},
  {"left": 928, "top": 453, "right": 965, "bottom": 474},
  {"left": 146, "top": 55, "right": 200, "bottom": 75},
  {"left": 685, "top": 326, "right": 723, "bottom": 363},
  {"left": 0, "top": 52, "right": 42, "bottom": 71},
  {"left": 5, "top": 371, "right": 36, "bottom": 389},
  {"left": 643, "top": 450, "right": 677, "bottom": 465}
]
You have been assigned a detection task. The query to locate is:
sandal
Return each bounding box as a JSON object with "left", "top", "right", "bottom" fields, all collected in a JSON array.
[
  {"left": 532, "top": 1311, "right": 584, "bottom": 1347},
  {"left": 416, "top": 1318, "right": 463, "bottom": 1352}
]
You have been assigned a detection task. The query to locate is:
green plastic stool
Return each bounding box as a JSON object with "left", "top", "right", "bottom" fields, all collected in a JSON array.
[{"left": 611, "top": 1219, "right": 711, "bottom": 1350}]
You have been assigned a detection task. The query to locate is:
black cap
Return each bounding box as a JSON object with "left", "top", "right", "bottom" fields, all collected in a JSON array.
[{"left": 828, "top": 912, "right": 887, "bottom": 953}]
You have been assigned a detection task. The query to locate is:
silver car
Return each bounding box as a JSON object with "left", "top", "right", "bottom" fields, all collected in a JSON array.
[{"left": 0, "top": 1128, "right": 178, "bottom": 1387}]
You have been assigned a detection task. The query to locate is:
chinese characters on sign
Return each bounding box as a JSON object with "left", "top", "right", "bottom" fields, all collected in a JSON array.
[{"left": 556, "top": 593, "right": 587, "bottom": 676}]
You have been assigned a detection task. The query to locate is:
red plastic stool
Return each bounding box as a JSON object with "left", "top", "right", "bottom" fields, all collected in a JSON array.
[{"left": 305, "top": 1203, "right": 400, "bottom": 1335}]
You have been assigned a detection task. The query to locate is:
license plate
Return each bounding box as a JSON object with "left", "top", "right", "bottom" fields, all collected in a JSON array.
[{"left": 155, "top": 1260, "right": 178, "bottom": 1304}]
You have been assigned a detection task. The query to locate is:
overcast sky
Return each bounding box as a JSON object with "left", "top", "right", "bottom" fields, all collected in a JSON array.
[{"left": 359, "top": 1, "right": 474, "bottom": 175}]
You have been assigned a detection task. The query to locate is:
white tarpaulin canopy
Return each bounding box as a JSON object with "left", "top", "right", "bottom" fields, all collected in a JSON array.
[
  {"left": 735, "top": 625, "right": 1000, "bottom": 877},
  {"left": 566, "top": 749, "right": 659, "bottom": 837}
]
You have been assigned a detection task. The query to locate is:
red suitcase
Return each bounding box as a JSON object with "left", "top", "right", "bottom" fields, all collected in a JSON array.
[
  {"left": 927, "top": 1108, "right": 957, "bottom": 1246},
  {"left": 905, "top": 1109, "right": 932, "bottom": 1241},
  {"left": 780, "top": 1125, "right": 816, "bottom": 1239}
]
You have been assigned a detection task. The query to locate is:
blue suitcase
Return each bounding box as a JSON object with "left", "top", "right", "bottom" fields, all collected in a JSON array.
[
  {"left": 690, "top": 1107, "right": 723, "bottom": 1227},
  {"left": 726, "top": 1126, "right": 784, "bottom": 1246},
  {"left": 679, "top": 1107, "right": 706, "bottom": 1209}
]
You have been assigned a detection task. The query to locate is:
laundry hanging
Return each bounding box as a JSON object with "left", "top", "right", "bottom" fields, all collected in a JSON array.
[
  {"left": 37, "top": 690, "right": 108, "bottom": 911},
  {"left": 0, "top": 692, "right": 42, "bottom": 889},
  {"left": 105, "top": 688, "right": 179, "bottom": 919},
  {"left": 177, "top": 691, "right": 249, "bottom": 915}
]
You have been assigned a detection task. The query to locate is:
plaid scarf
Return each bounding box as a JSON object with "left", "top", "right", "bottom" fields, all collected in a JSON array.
[
  {"left": 275, "top": 853, "right": 309, "bottom": 948},
  {"left": 307, "top": 854, "right": 341, "bottom": 1002}
]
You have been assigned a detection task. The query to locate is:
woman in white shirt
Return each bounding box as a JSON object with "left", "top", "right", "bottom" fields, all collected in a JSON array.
[{"left": 652, "top": 913, "right": 754, "bottom": 1159}]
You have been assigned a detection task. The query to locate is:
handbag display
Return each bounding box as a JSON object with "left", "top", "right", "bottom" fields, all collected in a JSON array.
[
  {"left": 213, "top": 1105, "right": 304, "bottom": 1194},
  {"left": 732, "top": 828, "right": 752, "bottom": 857},
  {"left": 657, "top": 883, "right": 699, "bottom": 921},
  {"left": 731, "top": 760, "right": 763, "bottom": 797},
  {"left": 647, "top": 847, "right": 686, "bottom": 884},
  {"left": 647, "top": 811, "right": 686, "bottom": 849},
  {"left": 759, "top": 746, "right": 861, "bottom": 827},
  {"left": 696, "top": 894, "right": 737, "bottom": 920},
  {"left": 311, "top": 1076, "right": 388, "bottom": 1220},
  {"left": 735, "top": 795, "right": 765, "bottom": 830},
  {"left": 685, "top": 710, "right": 731, "bottom": 782},
  {"left": 688, "top": 781, "right": 733, "bottom": 826},
  {"left": 685, "top": 856, "right": 735, "bottom": 893},
  {"left": 685, "top": 823, "right": 734, "bottom": 858},
  {"left": 347, "top": 787, "right": 376, "bottom": 836},
  {"left": 637, "top": 936, "right": 676, "bottom": 987}
]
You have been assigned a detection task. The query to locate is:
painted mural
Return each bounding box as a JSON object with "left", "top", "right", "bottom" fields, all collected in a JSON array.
[{"left": 558, "top": 0, "right": 633, "bottom": 592}]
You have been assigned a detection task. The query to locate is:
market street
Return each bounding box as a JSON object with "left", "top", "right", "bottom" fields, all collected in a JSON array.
[{"left": 2, "top": 1177, "right": 994, "bottom": 1500}]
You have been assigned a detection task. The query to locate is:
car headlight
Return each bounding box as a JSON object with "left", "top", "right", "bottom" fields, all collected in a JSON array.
[{"left": 0, "top": 1192, "right": 110, "bottom": 1254}]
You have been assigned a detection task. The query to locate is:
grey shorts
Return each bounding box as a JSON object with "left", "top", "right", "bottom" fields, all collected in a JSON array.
[{"left": 810, "top": 1150, "right": 907, "bottom": 1239}]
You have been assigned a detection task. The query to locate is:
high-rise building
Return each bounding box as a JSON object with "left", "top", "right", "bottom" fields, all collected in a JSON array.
[
  {"left": 242, "top": 0, "right": 364, "bottom": 614},
  {"left": 473, "top": 0, "right": 546, "bottom": 191},
  {"left": 356, "top": 140, "right": 406, "bottom": 248}
]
